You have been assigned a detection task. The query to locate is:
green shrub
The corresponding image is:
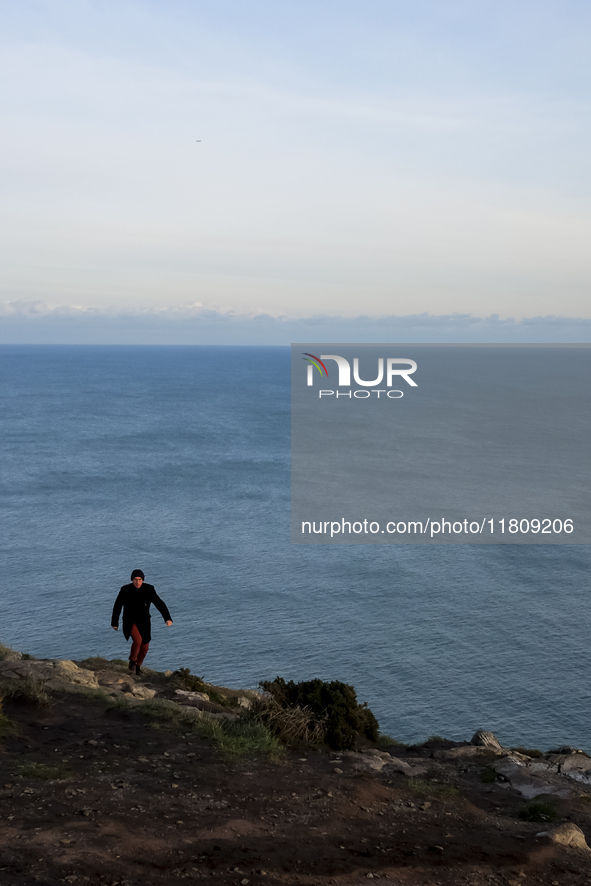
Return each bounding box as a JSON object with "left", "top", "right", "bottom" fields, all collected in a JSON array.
[
  {"left": 259, "top": 677, "right": 379, "bottom": 750},
  {"left": 518, "top": 799, "right": 557, "bottom": 822}
]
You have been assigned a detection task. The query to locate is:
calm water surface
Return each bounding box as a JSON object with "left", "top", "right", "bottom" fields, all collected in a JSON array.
[{"left": 1, "top": 345, "right": 589, "bottom": 748}]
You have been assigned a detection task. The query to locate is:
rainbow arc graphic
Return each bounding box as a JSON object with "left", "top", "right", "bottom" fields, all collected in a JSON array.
[{"left": 302, "top": 353, "right": 328, "bottom": 377}]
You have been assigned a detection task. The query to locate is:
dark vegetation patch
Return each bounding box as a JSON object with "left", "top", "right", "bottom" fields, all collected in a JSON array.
[
  {"left": 0, "top": 677, "right": 50, "bottom": 707},
  {"left": 258, "top": 676, "right": 379, "bottom": 750},
  {"left": 479, "top": 766, "right": 498, "bottom": 784},
  {"left": 16, "top": 761, "right": 74, "bottom": 780},
  {"left": 518, "top": 799, "right": 557, "bottom": 822},
  {"left": 511, "top": 746, "right": 544, "bottom": 758}
]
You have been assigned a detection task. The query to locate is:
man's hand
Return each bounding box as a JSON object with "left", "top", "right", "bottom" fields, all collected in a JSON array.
[
  {"left": 112, "top": 625, "right": 118, "bottom": 631},
  {"left": 165, "top": 620, "right": 173, "bottom": 627}
]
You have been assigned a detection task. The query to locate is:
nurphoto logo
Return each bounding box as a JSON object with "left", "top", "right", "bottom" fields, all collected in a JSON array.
[{"left": 303, "top": 353, "right": 418, "bottom": 399}]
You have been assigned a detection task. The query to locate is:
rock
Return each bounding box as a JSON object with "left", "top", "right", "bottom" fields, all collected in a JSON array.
[
  {"left": 471, "top": 730, "right": 503, "bottom": 750},
  {"left": 383, "top": 757, "right": 413, "bottom": 776},
  {"left": 237, "top": 696, "right": 252, "bottom": 710},
  {"left": 1, "top": 649, "right": 23, "bottom": 661},
  {"left": 545, "top": 753, "right": 591, "bottom": 785},
  {"left": 492, "top": 758, "right": 578, "bottom": 799},
  {"left": 174, "top": 689, "right": 210, "bottom": 702},
  {"left": 537, "top": 823, "right": 589, "bottom": 849},
  {"left": 53, "top": 660, "right": 99, "bottom": 689},
  {"left": 132, "top": 685, "right": 156, "bottom": 700},
  {"left": 549, "top": 746, "right": 585, "bottom": 756},
  {"left": 344, "top": 751, "right": 393, "bottom": 773},
  {"left": 434, "top": 745, "right": 504, "bottom": 761},
  {"left": 343, "top": 751, "right": 428, "bottom": 777}
]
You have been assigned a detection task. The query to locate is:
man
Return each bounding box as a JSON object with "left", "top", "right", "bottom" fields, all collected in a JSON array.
[{"left": 111, "top": 569, "right": 173, "bottom": 675}]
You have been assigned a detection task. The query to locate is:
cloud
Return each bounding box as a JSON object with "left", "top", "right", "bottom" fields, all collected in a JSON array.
[{"left": 1, "top": 301, "right": 589, "bottom": 345}]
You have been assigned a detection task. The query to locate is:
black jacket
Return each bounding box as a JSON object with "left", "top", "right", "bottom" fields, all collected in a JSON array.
[{"left": 111, "top": 583, "right": 172, "bottom": 643}]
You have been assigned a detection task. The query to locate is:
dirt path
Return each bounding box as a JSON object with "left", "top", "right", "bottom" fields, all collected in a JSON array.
[{"left": 1, "top": 660, "right": 591, "bottom": 885}]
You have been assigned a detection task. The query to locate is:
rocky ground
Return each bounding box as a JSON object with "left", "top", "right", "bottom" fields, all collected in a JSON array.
[{"left": 2, "top": 651, "right": 591, "bottom": 886}]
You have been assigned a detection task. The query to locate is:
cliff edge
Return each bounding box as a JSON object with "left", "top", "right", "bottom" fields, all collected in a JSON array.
[{"left": 1, "top": 645, "right": 591, "bottom": 886}]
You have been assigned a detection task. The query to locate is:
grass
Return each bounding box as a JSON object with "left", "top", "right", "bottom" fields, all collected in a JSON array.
[
  {"left": 171, "top": 668, "right": 230, "bottom": 706},
  {"left": 511, "top": 746, "right": 544, "bottom": 759},
  {"left": 479, "top": 766, "right": 498, "bottom": 784},
  {"left": 518, "top": 799, "right": 557, "bottom": 822},
  {"left": 138, "top": 698, "right": 179, "bottom": 722},
  {"left": 113, "top": 695, "right": 283, "bottom": 760},
  {"left": 0, "top": 700, "right": 14, "bottom": 738},
  {"left": 407, "top": 778, "right": 460, "bottom": 798},
  {"left": 376, "top": 733, "right": 406, "bottom": 748},
  {"left": 0, "top": 677, "right": 50, "bottom": 707},
  {"left": 250, "top": 696, "right": 326, "bottom": 747},
  {"left": 16, "top": 761, "right": 73, "bottom": 780},
  {"left": 194, "top": 717, "right": 284, "bottom": 760},
  {"left": 78, "top": 657, "right": 129, "bottom": 672}
]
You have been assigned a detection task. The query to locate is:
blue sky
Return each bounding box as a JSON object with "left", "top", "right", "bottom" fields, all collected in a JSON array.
[{"left": 1, "top": 1, "right": 591, "bottom": 342}]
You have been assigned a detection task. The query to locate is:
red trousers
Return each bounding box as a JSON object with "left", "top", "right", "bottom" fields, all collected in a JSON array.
[{"left": 130, "top": 624, "right": 149, "bottom": 666}]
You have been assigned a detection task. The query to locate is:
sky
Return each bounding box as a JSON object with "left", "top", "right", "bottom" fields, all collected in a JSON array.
[{"left": 1, "top": 0, "right": 591, "bottom": 343}]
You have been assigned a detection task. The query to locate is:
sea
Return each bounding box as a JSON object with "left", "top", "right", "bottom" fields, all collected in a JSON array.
[{"left": 1, "top": 344, "right": 589, "bottom": 750}]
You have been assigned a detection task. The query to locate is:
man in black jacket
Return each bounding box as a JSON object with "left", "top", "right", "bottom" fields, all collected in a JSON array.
[{"left": 111, "top": 569, "right": 173, "bottom": 675}]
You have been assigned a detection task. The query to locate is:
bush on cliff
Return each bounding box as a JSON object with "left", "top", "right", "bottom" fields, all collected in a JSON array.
[{"left": 258, "top": 676, "right": 379, "bottom": 750}]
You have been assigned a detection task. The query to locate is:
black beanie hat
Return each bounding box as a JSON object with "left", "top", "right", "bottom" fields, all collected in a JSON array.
[{"left": 131, "top": 569, "right": 145, "bottom": 580}]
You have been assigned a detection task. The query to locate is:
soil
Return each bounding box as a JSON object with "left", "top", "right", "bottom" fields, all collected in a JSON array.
[{"left": 2, "top": 661, "right": 591, "bottom": 886}]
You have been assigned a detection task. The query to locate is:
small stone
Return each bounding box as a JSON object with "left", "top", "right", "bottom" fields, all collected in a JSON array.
[
  {"left": 241, "top": 880, "right": 249, "bottom": 885},
  {"left": 333, "top": 768, "right": 343, "bottom": 774},
  {"left": 87, "top": 740, "right": 98, "bottom": 746},
  {"left": 366, "top": 874, "right": 374, "bottom": 879}
]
